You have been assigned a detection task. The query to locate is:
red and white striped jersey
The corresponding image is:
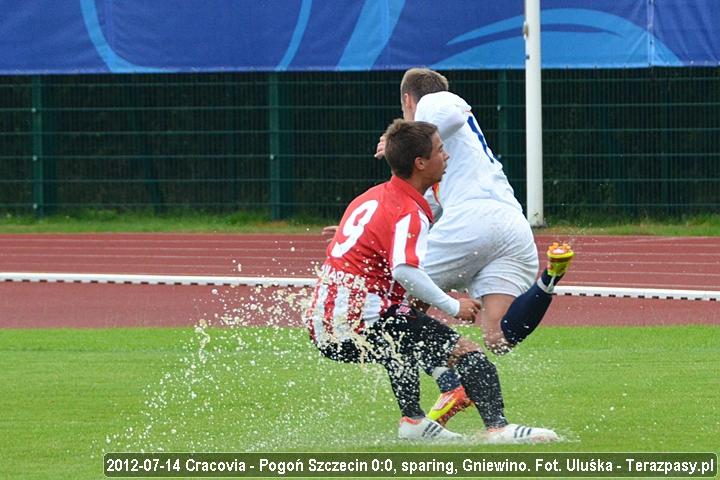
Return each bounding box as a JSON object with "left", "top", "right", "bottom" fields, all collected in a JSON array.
[{"left": 304, "top": 175, "right": 433, "bottom": 345}]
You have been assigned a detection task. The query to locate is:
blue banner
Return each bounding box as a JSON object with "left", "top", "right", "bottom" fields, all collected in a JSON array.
[{"left": 1, "top": 0, "right": 718, "bottom": 74}]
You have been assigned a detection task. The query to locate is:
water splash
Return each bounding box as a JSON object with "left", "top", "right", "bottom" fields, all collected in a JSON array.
[{"left": 104, "top": 280, "right": 396, "bottom": 454}]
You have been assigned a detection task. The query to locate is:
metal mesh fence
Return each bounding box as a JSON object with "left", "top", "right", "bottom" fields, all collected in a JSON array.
[{"left": 0, "top": 69, "right": 718, "bottom": 219}]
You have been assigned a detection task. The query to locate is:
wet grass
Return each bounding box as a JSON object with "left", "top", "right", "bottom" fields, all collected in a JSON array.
[
  {"left": 540, "top": 213, "right": 720, "bottom": 237},
  {"left": 0, "top": 210, "right": 326, "bottom": 234},
  {"left": 1, "top": 325, "right": 718, "bottom": 479},
  {"left": 1, "top": 210, "right": 719, "bottom": 236}
]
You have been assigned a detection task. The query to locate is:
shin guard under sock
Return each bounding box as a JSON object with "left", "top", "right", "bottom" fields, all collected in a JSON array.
[
  {"left": 425, "top": 366, "right": 463, "bottom": 393},
  {"left": 455, "top": 351, "right": 507, "bottom": 428}
]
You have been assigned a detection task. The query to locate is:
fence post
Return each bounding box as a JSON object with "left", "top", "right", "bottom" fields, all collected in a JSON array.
[
  {"left": 659, "top": 82, "right": 670, "bottom": 215},
  {"left": 31, "top": 76, "right": 45, "bottom": 217},
  {"left": 226, "top": 77, "right": 240, "bottom": 207},
  {"left": 268, "top": 74, "right": 281, "bottom": 219},
  {"left": 128, "top": 86, "right": 164, "bottom": 213},
  {"left": 268, "top": 73, "right": 293, "bottom": 220},
  {"left": 497, "top": 70, "right": 510, "bottom": 162},
  {"left": 524, "top": 0, "right": 545, "bottom": 227}
]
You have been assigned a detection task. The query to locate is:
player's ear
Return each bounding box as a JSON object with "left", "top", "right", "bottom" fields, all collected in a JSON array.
[
  {"left": 414, "top": 156, "right": 426, "bottom": 171},
  {"left": 401, "top": 93, "right": 417, "bottom": 120}
]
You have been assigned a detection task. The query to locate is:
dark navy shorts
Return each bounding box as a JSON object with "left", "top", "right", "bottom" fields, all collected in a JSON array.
[{"left": 316, "top": 304, "right": 460, "bottom": 371}]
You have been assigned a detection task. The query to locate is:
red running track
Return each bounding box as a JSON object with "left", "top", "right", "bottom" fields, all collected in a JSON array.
[{"left": 1, "top": 233, "right": 718, "bottom": 328}]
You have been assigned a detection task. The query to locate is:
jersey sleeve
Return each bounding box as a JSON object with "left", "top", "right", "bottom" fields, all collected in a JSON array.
[
  {"left": 390, "top": 209, "right": 429, "bottom": 269},
  {"left": 392, "top": 264, "right": 460, "bottom": 316},
  {"left": 415, "top": 92, "right": 469, "bottom": 140}
]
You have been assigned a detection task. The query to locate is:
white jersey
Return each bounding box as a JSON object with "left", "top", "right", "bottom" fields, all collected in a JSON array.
[
  {"left": 415, "top": 91, "right": 522, "bottom": 213},
  {"left": 416, "top": 91, "right": 538, "bottom": 299}
]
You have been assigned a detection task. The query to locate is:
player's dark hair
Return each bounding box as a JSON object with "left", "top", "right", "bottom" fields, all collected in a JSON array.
[
  {"left": 400, "top": 68, "right": 449, "bottom": 102},
  {"left": 383, "top": 119, "right": 437, "bottom": 179}
]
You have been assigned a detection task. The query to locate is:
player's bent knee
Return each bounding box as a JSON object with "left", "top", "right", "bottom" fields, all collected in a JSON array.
[{"left": 448, "top": 337, "right": 481, "bottom": 367}]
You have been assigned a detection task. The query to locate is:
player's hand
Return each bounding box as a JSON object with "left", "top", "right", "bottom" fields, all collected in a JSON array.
[
  {"left": 322, "top": 225, "right": 338, "bottom": 242},
  {"left": 455, "top": 298, "right": 482, "bottom": 323},
  {"left": 374, "top": 135, "right": 386, "bottom": 159}
]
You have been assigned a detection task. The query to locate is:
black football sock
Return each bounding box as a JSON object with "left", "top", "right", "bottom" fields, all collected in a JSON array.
[
  {"left": 500, "top": 281, "right": 553, "bottom": 345},
  {"left": 385, "top": 360, "right": 424, "bottom": 419},
  {"left": 455, "top": 351, "right": 508, "bottom": 429}
]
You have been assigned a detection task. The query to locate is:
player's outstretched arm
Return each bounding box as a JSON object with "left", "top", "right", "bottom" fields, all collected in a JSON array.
[
  {"left": 321, "top": 225, "right": 338, "bottom": 237},
  {"left": 393, "top": 264, "right": 478, "bottom": 322}
]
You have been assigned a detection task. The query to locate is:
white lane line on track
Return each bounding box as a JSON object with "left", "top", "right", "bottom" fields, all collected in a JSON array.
[
  {"left": 568, "top": 281, "right": 720, "bottom": 291},
  {"left": 1, "top": 272, "right": 718, "bottom": 302}
]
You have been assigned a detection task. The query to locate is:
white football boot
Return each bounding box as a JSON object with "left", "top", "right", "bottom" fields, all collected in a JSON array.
[
  {"left": 486, "top": 423, "right": 559, "bottom": 444},
  {"left": 398, "top": 416, "right": 462, "bottom": 440}
]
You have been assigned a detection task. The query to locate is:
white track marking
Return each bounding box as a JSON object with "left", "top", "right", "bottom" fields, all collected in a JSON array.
[
  {"left": 1, "top": 272, "right": 718, "bottom": 301},
  {"left": 553, "top": 285, "right": 719, "bottom": 301}
]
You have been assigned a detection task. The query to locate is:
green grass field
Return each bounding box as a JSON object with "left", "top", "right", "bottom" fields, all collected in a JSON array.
[
  {"left": 2, "top": 210, "right": 720, "bottom": 236},
  {"left": 1, "top": 325, "right": 718, "bottom": 479}
]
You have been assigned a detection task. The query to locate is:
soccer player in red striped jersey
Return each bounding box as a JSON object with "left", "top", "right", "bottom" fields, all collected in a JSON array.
[
  {"left": 304, "top": 119, "right": 557, "bottom": 443},
  {"left": 373, "top": 68, "right": 567, "bottom": 441}
]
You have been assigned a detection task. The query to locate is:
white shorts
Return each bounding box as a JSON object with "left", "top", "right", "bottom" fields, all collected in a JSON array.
[{"left": 423, "top": 202, "right": 538, "bottom": 299}]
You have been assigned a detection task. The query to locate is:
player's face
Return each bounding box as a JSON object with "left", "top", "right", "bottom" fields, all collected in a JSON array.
[{"left": 425, "top": 132, "right": 448, "bottom": 183}]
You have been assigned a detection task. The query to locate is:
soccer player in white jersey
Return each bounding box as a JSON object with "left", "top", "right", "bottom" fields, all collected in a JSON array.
[
  {"left": 375, "top": 68, "right": 574, "bottom": 429},
  {"left": 305, "top": 119, "right": 558, "bottom": 443}
]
